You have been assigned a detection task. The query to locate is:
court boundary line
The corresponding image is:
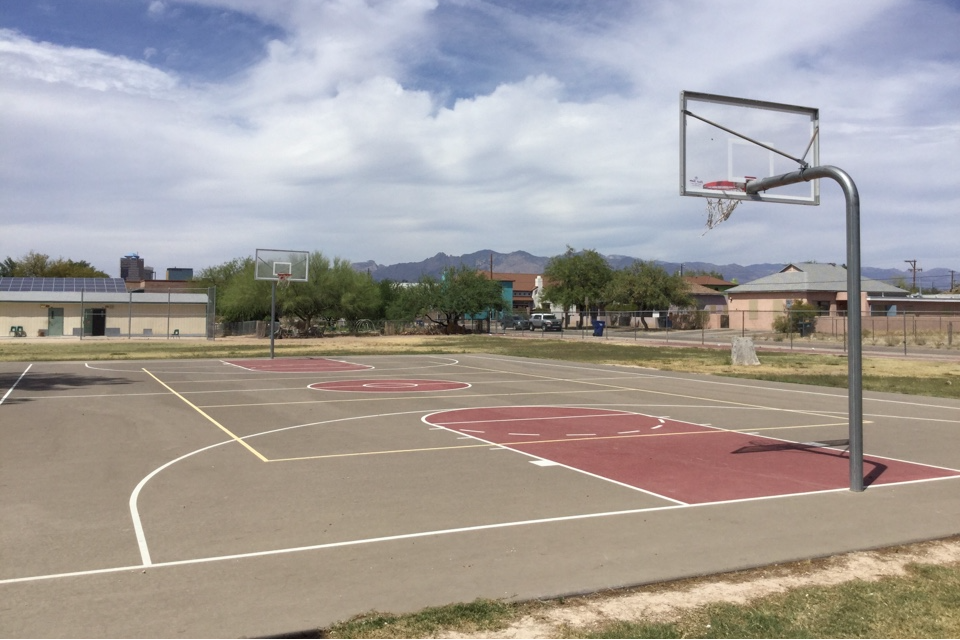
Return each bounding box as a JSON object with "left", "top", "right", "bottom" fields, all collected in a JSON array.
[{"left": 0, "top": 363, "right": 31, "bottom": 405}]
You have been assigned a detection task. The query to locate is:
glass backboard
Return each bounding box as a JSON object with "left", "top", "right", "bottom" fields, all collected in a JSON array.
[
  {"left": 680, "top": 91, "right": 820, "bottom": 205},
  {"left": 254, "top": 249, "right": 310, "bottom": 282}
]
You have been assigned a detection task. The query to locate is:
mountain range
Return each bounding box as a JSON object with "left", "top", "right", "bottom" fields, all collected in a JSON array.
[{"left": 352, "top": 250, "right": 958, "bottom": 292}]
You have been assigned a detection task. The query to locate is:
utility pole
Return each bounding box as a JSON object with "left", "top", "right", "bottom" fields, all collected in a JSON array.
[
  {"left": 904, "top": 259, "right": 921, "bottom": 293},
  {"left": 951, "top": 270, "right": 956, "bottom": 291}
]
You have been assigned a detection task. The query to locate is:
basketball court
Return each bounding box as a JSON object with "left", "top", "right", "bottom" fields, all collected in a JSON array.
[
  {"left": 2, "top": 353, "right": 959, "bottom": 637},
  {"left": 1, "top": 93, "right": 955, "bottom": 637}
]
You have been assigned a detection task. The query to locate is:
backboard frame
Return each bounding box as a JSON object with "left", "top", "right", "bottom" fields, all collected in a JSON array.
[
  {"left": 254, "top": 249, "right": 310, "bottom": 282},
  {"left": 680, "top": 91, "right": 820, "bottom": 205}
]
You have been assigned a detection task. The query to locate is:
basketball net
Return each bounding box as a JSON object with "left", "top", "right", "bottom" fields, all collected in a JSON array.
[
  {"left": 700, "top": 178, "right": 750, "bottom": 235},
  {"left": 277, "top": 273, "right": 292, "bottom": 289},
  {"left": 702, "top": 197, "right": 740, "bottom": 235}
]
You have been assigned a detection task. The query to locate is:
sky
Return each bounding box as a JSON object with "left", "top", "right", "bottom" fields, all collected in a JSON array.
[{"left": 1, "top": 0, "right": 958, "bottom": 279}]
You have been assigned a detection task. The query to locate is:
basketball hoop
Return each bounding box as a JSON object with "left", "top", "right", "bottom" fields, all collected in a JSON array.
[
  {"left": 276, "top": 273, "right": 292, "bottom": 288},
  {"left": 700, "top": 177, "right": 752, "bottom": 234},
  {"left": 702, "top": 180, "right": 745, "bottom": 191}
]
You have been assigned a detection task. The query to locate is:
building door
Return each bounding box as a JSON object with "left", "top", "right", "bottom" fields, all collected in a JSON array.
[
  {"left": 83, "top": 308, "right": 107, "bottom": 336},
  {"left": 47, "top": 307, "right": 64, "bottom": 336}
]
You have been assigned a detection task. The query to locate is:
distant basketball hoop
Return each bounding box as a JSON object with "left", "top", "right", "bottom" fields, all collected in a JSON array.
[{"left": 254, "top": 249, "right": 309, "bottom": 360}]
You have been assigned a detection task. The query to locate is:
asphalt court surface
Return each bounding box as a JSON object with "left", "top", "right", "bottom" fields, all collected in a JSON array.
[{"left": 2, "top": 353, "right": 960, "bottom": 638}]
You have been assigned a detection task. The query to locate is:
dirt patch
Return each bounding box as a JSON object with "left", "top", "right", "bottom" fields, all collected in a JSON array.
[{"left": 441, "top": 537, "right": 960, "bottom": 639}]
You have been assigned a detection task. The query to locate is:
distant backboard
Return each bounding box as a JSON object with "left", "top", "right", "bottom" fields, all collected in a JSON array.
[
  {"left": 680, "top": 91, "right": 820, "bottom": 205},
  {"left": 254, "top": 249, "right": 309, "bottom": 282}
]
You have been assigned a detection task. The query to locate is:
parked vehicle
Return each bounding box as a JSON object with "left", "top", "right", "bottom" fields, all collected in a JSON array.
[
  {"left": 529, "top": 313, "right": 562, "bottom": 331},
  {"left": 501, "top": 314, "right": 531, "bottom": 330}
]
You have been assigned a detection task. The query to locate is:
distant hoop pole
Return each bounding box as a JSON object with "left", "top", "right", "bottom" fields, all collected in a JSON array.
[
  {"left": 748, "top": 165, "right": 864, "bottom": 492},
  {"left": 270, "top": 275, "right": 291, "bottom": 359}
]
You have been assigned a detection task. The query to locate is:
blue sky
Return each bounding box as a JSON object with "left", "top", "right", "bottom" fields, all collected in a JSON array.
[{"left": 1, "top": 0, "right": 958, "bottom": 278}]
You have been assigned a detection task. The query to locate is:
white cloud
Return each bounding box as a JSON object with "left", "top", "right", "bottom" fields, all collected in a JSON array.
[
  {"left": 0, "top": 29, "right": 177, "bottom": 94},
  {"left": 0, "top": 0, "right": 958, "bottom": 277},
  {"left": 148, "top": 1, "right": 167, "bottom": 18}
]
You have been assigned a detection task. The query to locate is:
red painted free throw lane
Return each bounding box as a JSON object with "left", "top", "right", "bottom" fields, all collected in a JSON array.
[
  {"left": 426, "top": 407, "right": 960, "bottom": 504},
  {"left": 225, "top": 358, "right": 371, "bottom": 372},
  {"left": 310, "top": 379, "right": 469, "bottom": 392}
]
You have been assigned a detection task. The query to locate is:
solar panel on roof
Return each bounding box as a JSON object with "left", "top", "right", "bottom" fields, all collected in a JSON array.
[{"left": 0, "top": 277, "right": 128, "bottom": 293}]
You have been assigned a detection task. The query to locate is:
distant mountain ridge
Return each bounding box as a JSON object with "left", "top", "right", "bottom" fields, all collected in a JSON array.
[{"left": 352, "top": 250, "right": 956, "bottom": 291}]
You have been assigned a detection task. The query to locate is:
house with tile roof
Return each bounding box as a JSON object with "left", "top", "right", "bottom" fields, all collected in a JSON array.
[
  {"left": 487, "top": 272, "right": 565, "bottom": 315},
  {"left": 679, "top": 279, "right": 729, "bottom": 329},
  {"left": 686, "top": 274, "right": 736, "bottom": 292},
  {"left": 724, "top": 262, "right": 907, "bottom": 331}
]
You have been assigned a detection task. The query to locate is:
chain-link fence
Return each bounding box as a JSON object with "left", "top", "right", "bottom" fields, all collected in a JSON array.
[
  {"left": 487, "top": 308, "right": 959, "bottom": 352},
  {"left": 725, "top": 309, "right": 959, "bottom": 351},
  {"left": 180, "top": 307, "right": 960, "bottom": 350}
]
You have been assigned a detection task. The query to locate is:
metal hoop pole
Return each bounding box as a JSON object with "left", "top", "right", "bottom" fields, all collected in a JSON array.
[
  {"left": 748, "top": 166, "right": 863, "bottom": 491},
  {"left": 269, "top": 281, "right": 277, "bottom": 360}
]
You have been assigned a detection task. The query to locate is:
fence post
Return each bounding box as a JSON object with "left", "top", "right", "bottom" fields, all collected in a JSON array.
[
  {"left": 208, "top": 286, "right": 216, "bottom": 340},
  {"left": 903, "top": 313, "right": 907, "bottom": 356}
]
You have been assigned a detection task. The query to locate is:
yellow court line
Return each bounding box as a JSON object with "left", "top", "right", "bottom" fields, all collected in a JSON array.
[{"left": 143, "top": 368, "right": 268, "bottom": 462}]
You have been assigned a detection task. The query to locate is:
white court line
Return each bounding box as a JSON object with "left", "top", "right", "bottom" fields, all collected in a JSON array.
[
  {"left": 9, "top": 475, "right": 960, "bottom": 588},
  {"left": 7, "top": 392, "right": 955, "bottom": 588},
  {"left": 17, "top": 355, "right": 956, "bottom": 581},
  {"left": 459, "top": 354, "right": 960, "bottom": 412},
  {"left": 0, "top": 363, "right": 32, "bottom": 405}
]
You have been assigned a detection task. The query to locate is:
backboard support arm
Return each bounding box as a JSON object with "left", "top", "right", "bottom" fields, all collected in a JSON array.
[
  {"left": 683, "top": 109, "right": 810, "bottom": 168},
  {"left": 748, "top": 166, "right": 864, "bottom": 492}
]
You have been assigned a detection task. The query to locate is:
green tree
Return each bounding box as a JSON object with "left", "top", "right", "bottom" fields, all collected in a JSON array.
[
  {"left": 205, "top": 252, "right": 382, "bottom": 332},
  {"left": 604, "top": 260, "right": 693, "bottom": 329},
  {"left": 216, "top": 259, "right": 272, "bottom": 322},
  {"left": 399, "top": 265, "right": 505, "bottom": 334},
  {"left": 378, "top": 279, "right": 408, "bottom": 321},
  {"left": 1, "top": 251, "right": 108, "bottom": 277},
  {"left": 541, "top": 246, "right": 613, "bottom": 328},
  {"left": 249, "top": 253, "right": 379, "bottom": 333},
  {"left": 1, "top": 257, "right": 19, "bottom": 277},
  {"left": 330, "top": 258, "right": 381, "bottom": 327},
  {"left": 773, "top": 300, "right": 819, "bottom": 334},
  {"left": 45, "top": 259, "right": 109, "bottom": 278},
  {"left": 196, "top": 257, "right": 252, "bottom": 315},
  {"left": 15, "top": 251, "right": 51, "bottom": 276}
]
